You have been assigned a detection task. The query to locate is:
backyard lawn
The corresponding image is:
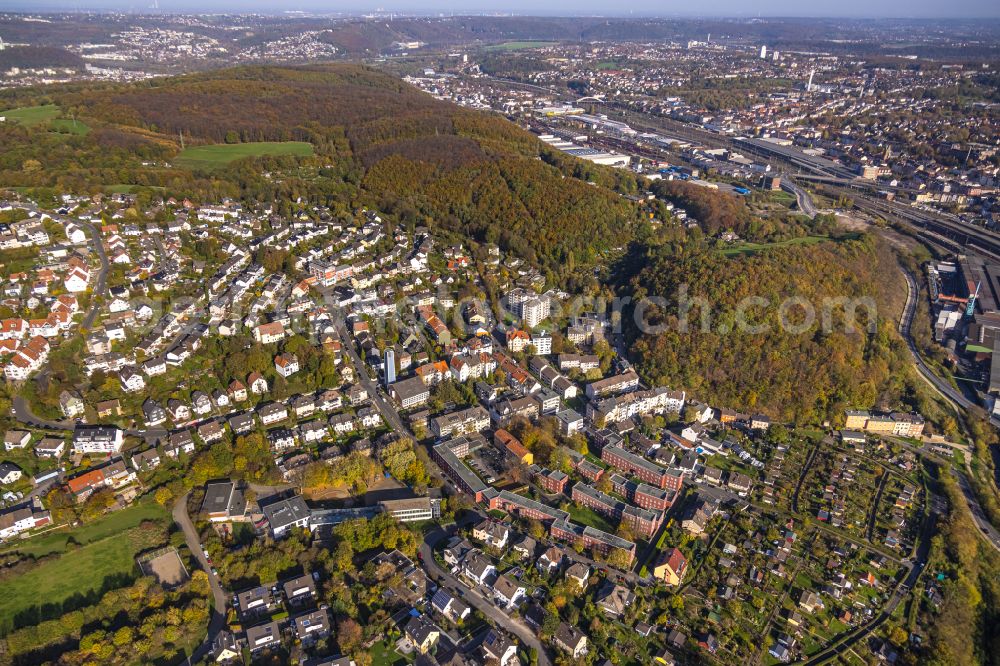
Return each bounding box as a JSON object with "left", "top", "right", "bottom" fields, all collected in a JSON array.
[
  {"left": 370, "top": 639, "right": 407, "bottom": 666},
  {"left": 174, "top": 141, "right": 314, "bottom": 171}
]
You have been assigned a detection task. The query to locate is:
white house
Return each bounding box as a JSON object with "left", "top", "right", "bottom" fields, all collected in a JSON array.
[
  {"left": 0, "top": 462, "right": 23, "bottom": 484},
  {"left": 275, "top": 353, "right": 299, "bottom": 378},
  {"left": 119, "top": 367, "right": 146, "bottom": 393},
  {"left": 64, "top": 267, "right": 91, "bottom": 293}
]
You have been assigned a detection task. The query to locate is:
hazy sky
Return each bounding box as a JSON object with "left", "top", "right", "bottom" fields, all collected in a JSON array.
[{"left": 5, "top": 0, "right": 1000, "bottom": 18}]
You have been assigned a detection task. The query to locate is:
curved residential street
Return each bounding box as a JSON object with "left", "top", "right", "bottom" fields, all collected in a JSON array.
[
  {"left": 172, "top": 493, "right": 227, "bottom": 664},
  {"left": 421, "top": 520, "right": 553, "bottom": 666}
]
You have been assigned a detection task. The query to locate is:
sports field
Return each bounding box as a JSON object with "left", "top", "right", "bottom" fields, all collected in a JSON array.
[{"left": 174, "top": 141, "right": 314, "bottom": 170}]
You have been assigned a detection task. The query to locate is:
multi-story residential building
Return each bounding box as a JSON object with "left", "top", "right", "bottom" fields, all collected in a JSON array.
[
  {"left": 653, "top": 547, "right": 688, "bottom": 586},
  {"left": 389, "top": 376, "right": 431, "bottom": 409},
  {"left": 430, "top": 406, "right": 490, "bottom": 439},
  {"left": 571, "top": 482, "right": 663, "bottom": 538},
  {"left": 601, "top": 445, "right": 683, "bottom": 491},
  {"left": 432, "top": 435, "right": 488, "bottom": 502},
  {"left": 534, "top": 466, "right": 569, "bottom": 494},
  {"left": 585, "top": 369, "right": 640, "bottom": 399},
  {"left": 610, "top": 473, "right": 676, "bottom": 511},
  {"left": 379, "top": 496, "right": 436, "bottom": 522},
  {"left": 72, "top": 425, "right": 124, "bottom": 455},
  {"left": 587, "top": 387, "right": 686, "bottom": 425}
]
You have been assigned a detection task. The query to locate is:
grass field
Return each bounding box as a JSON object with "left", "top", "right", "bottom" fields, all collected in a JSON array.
[
  {"left": 174, "top": 141, "right": 314, "bottom": 171},
  {"left": 1, "top": 501, "right": 169, "bottom": 558},
  {"left": 48, "top": 118, "right": 90, "bottom": 135},
  {"left": 1, "top": 104, "right": 60, "bottom": 126},
  {"left": 485, "top": 40, "right": 559, "bottom": 51},
  {"left": 0, "top": 501, "right": 170, "bottom": 634},
  {"left": 567, "top": 503, "right": 617, "bottom": 534},
  {"left": 718, "top": 235, "right": 830, "bottom": 257}
]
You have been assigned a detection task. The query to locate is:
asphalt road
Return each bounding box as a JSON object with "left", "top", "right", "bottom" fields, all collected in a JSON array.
[
  {"left": 421, "top": 521, "right": 553, "bottom": 666},
  {"left": 319, "top": 289, "right": 411, "bottom": 436},
  {"left": 11, "top": 395, "right": 74, "bottom": 430},
  {"left": 781, "top": 178, "right": 818, "bottom": 219},
  {"left": 80, "top": 220, "right": 110, "bottom": 330},
  {"left": 172, "top": 492, "right": 227, "bottom": 664},
  {"left": 894, "top": 270, "right": 1000, "bottom": 551},
  {"left": 11, "top": 394, "right": 169, "bottom": 441},
  {"left": 897, "top": 269, "right": 980, "bottom": 414}
]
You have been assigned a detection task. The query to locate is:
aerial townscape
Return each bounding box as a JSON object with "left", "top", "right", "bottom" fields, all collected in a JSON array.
[{"left": 0, "top": 4, "right": 999, "bottom": 666}]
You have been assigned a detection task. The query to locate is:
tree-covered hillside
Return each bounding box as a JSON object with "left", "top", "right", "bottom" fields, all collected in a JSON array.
[
  {"left": 626, "top": 234, "right": 913, "bottom": 424},
  {"left": 0, "top": 64, "right": 642, "bottom": 280}
]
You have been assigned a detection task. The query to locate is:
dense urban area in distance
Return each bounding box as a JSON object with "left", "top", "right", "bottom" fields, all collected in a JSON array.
[{"left": 0, "top": 9, "right": 999, "bottom": 666}]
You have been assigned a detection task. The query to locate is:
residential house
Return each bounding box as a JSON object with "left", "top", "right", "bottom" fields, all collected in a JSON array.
[
  {"left": 0, "top": 462, "right": 23, "bottom": 484},
  {"left": 461, "top": 549, "right": 496, "bottom": 585},
  {"left": 142, "top": 399, "right": 167, "bottom": 426},
  {"left": 293, "top": 609, "right": 330, "bottom": 645},
  {"left": 229, "top": 380, "right": 248, "bottom": 402},
  {"left": 261, "top": 495, "right": 310, "bottom": 538},
  {"left": 259, "top": 402, "right": 288, "bottom": 426},
  {"left": 165, "top": 399, "right": 191, "bottom": 423},
  {"left": 482, "top": 629, "right": 518, "bottom": 666},
  {"left": 248, "top": 372, "right": 268, "bottom": 394},
  {"left": 653, "top": 547, "right": 688, "bottom": 586},
  {"left": 537, "top": 546, "right": 564, "bottom": 575},
  {"left": 4, "top": 430, "right": 30, "bottom": 451},
  {"left": 596, "top": 582, "right": 636, "bottom": 618},
  {"left": 565, "top": 562, "right": 591, "bottom": 589},
  {"left": 245, "top": 621, "right": 280, "bottom": 653},
  {"left": 237, "top": 587, "right": 277, "bottom": 618},
  {"left": 553, "top": 623, "right": 588, "bottom": 659},
  {"left": 275, "top": 353, "right": 300, "bottom": 378},
  {"left": 512, "top": 535, "right": 537, "bottom": 561},
  {"left": 228, "top": 412, "right": 254, "bottom": 435},
  {"left": 404, "top": 615, "right": 441, "bottom": 655},
  {"left": 282, "top": 574, "right": 317, "bottom": 607},
  {"left": 59, "top": 390, "right": 85, "bottom": 418},
  {"left": 493, "top": 574, "right": 526, "bottom": 609},
  {"left": 198, "top": 420, "right": 226, "bottom": 444},
  {"left": 95, "top": 399, "right": 121, "bottom": 418},
  {"left": 34, "top": 437, "right": 65, "bottom": 459},
  {"left": 200, "top": 481, "right": 248, "bottom": 522},
  {"left": 472, "top": 520, "right": 510, "bottom": 551},
  {"left": 431, "top": 588, "right": 471, "bottom": 624},
  {"left": 119, "top": 367, "right": 146, "bottom": 393},
  {"left": 130, "top": 448, "right": 161, "bottom": 471}
]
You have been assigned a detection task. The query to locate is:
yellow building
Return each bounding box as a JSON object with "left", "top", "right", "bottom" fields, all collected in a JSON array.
[
  {"left": 844, "top": 410, "right": 870, "bottom": 430},
  {"left": 652, "top": 547, "right": 687, "bottom": 587}
]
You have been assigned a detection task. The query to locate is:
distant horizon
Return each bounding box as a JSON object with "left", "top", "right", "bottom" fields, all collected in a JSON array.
[{"left": 1, "top": 2, "right": 1000, "bottom": 20}]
